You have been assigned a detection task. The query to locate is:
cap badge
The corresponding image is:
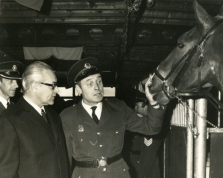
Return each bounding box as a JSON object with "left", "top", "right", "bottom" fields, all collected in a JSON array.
[
  {"left": 84, "top": 63, "right": 91, "bottom": 69},
  {"left": 12, "top": 65, "right": 17, "bottom": 71}
]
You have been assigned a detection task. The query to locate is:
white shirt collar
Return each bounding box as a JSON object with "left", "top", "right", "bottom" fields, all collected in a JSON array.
[
  {"left": 81, "top": 100, "right": 102, "bottom": 120},
  {"left": 0, "top": 95, "right": 9, "bottom": 109},
  {"left": 23, "top": 96, "right": 43, "bottom": 115}
]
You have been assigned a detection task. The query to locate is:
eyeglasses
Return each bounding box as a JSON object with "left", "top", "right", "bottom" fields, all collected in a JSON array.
[{"left": 39, "top": 82, "right": 58, "bottom": 90}]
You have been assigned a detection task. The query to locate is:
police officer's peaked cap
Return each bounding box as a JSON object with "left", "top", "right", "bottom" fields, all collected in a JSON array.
[
  {"left": 0, "top": 50, "right": 25, "bottom": 80},
  {"left": 67, "top": 57, "right": 100, "bottom": 86}
]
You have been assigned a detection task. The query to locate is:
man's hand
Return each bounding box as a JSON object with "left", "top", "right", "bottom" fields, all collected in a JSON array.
[{"left": 143, "top": 75, "right": 157, "bottom": 105}]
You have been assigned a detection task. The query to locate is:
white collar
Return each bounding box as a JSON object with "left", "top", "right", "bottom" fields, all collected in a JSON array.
[
  {"left": 81, "top": 100, "right": 102, "bottom": 120},
  {"left": 0, "top": 95, "right": 9, "bottom": 109},
  {"left": 23, "top": 96, "right": 43, "bottom": 115}
]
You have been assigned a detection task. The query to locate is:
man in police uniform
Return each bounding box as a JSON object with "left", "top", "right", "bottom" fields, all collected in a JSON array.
[
  {"left": 60, "top": 57, "right": 166, "bottom": 178},
  {"left": 0, "top": 50, "right": 24, "bottom": 112}
]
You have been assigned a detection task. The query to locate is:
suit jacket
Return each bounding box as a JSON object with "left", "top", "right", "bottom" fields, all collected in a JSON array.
[
  {"left": 60, "top": 98, "right": 165, "bottom": 178},
  {"left": 0, "top": 97, "right": 70, "bottom": 178}
]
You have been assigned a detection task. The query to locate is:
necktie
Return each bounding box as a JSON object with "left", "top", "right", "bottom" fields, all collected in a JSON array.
[
  {"left": 7, "top": 101, "right": 13, "bottom": 109},
  {"left": 41, "top": 109, "right": 51, "bottom": 128},
  {"left": 91, "top": 106, "right": 99, "bottom": 124}
]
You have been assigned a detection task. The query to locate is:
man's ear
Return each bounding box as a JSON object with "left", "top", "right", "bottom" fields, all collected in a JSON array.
[
  {"left": 31, "top": 82, "right": 39, "bottom": 93},
  {"left": 75, "top": 84, "right": 82, "bottom": 96}
]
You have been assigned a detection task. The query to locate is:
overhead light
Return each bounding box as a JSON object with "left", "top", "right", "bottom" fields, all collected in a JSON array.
[
  {"left": 147, "top": 0, "right": 154, "bottom": 7},
  {"left": 66, "top": 28, "right": 80, "bottom": 37},
  {"left": 89, "top": 28, "right": 103, "bottom": 40}
]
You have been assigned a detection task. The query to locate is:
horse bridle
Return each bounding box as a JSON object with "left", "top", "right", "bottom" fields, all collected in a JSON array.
[{"left": 153, "top": 19, "right": 223, "bottom": 99}]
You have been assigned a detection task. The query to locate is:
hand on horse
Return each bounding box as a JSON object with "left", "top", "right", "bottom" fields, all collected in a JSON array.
[{"left": 144, "top": 75, "right": 160, "bottom": 109}]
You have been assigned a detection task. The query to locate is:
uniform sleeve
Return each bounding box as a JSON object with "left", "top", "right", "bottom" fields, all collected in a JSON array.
[
  {"left": 60, "top": 116, "right": 73, "bottom": 168},
  {"left": 125, "top": 104, "right": 166, "bottom": 135},
  {"left": 0, "top": 116, "right": 19, "bottom": 178}
]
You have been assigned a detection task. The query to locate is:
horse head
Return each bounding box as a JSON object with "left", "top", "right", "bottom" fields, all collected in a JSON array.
[{"left": 150, "top": 0, "right": 223, "bottom": 106}]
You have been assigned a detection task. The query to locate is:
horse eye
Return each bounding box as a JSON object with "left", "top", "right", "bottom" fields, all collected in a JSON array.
[{"left": 177, "top": 42, "right": 184, "bottom": 48}]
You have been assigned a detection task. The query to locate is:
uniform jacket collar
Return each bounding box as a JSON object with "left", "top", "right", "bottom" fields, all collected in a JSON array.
[{"left": 77, "top": 100, "right": 111, "bottom": 128}]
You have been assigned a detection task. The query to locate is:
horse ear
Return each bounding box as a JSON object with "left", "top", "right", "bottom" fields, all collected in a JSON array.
[
  {"left": 218, "top": 5, "right": 223, "bottom": 17},
  {"left": 193, "top": 0, "right": 215, "bottom": 35}
]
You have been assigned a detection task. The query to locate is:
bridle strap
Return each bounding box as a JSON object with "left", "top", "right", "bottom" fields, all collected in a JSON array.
[
  {"left": 154, "top": 49, "right": 191, "bottom": 81},
  {"left": 172, "top": 45, "right": 200, "bottom": 88},
  {"left": 154, "top": 69, "right": 165, "bottom": 81},
  {"left": 197, "top": 52, "right": 204, "bottom": 93}
]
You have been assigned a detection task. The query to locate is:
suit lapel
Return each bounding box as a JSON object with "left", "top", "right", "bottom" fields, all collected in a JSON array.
[
  {"left": 0, "top": 102, "right": 6, "bottom": 113},
  {"left": 77, "top": 101, "right": 112, "bottom": 128},
  {"left": 98, "top": 101, "right": 112, "bottom": 128},
  {"left": 19, "top": 97, "right": 55, "bottom": 143},
  {"left": 77, "top": 102, "right": 97, "bottom": 127},
  {"left": 45, "top": 106, "right": 59, "bottom": 142}
]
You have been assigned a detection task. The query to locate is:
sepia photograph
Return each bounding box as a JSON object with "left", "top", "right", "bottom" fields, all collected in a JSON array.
[{"left": 0, "top": 0, "right": 222, "bottom": 178}]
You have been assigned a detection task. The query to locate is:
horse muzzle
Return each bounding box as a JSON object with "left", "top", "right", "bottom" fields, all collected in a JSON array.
[{"left": 153, "top": 91, "right": 171, "bottom": 106}]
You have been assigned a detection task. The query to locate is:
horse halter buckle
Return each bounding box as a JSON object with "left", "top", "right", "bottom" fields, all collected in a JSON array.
[{"left": 162, "top": 82, "right": 176, "bottom": 99}]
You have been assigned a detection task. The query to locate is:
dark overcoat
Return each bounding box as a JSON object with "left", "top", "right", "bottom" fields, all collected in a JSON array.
[
  {"left": 0, "top": 97, "right": 70, "bottom": 178},
  {"left": 60, "top": 98, "right": 165, "bottom": 178},
  {"left": 0, "top": 102, "right": 5, "bottom": 113}
]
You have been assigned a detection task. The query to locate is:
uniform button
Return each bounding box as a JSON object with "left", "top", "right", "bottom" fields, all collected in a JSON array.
[
  {"left": 99, "top": 145, "right": 103, "bottom": 147},
  {"left": 116, "top": 131, "right": 119, "bottom": 134},
  {"left": 123, "top": 169, "right": 126, "bottom": 171},
  {"left": 97, "top": 132, "right": 101, "bottom": 135},
  {"left": 103, "top": 168, "right": 106, "bottom": 171}
]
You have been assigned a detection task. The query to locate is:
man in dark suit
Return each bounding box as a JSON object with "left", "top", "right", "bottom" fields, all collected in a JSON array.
[
  {"left": 0, "top": 61, "right": 70, "bottom": 178},
  {"left": 60, "top": 57, "right": 166, "bottom": 178},
  {"left": 0, "top": 50, "right": 24, "bottom": 112}
]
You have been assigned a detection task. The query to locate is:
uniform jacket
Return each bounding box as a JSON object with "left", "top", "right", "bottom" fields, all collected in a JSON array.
[
  {"left": 60, "top": 98, "right": 165, "bottom": 178},
  {"left": 0, "top": 97, "right": 70, "bottom": 178}
]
